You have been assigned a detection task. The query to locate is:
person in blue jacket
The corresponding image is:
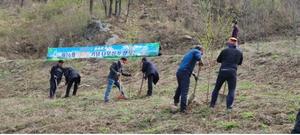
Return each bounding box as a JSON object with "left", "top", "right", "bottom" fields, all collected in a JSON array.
[
  {"left": 63, "top": 67, "right": 81, "bottom": 98},
  {"left": 49, "top": 60, "right": 64, "bottom": 99},
  {"left": 210, "top": 38, "right": 243, "bottom": 112},
  {"left": 141, "top": 57, "right": 159, "bottom": 96},
  {"left": 173, "top": 45, "right": 204, "bottom": 113},
  {"left": 292, "top": 110, "right": 300, "bottom": 134}
]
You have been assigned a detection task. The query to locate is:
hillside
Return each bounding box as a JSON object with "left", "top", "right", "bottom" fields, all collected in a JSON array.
[
  {"left": 0, "top": 0, "right": 299, "bottom": 134},
  {"left": 0, "top": 39, "right": 299, "bottom": 133},
  {"left": 0, "top": 0, "right": 299, "bottom": 58}
]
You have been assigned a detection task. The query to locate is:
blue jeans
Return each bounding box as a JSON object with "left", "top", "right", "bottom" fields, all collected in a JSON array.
[
  {"left": 210, "top": 69, "right": 237, "bottom": 109},
  {"left": 173, "top": 70, "right": 190, "bottom": 112},
  {"left": 104, "top": 78, "right": 124, "bottom": 102}
]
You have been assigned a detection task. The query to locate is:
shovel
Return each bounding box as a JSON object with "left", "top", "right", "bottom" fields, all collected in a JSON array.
[
  {"left": 219, "top": 82, "right": 227, "bottom": 103},
  {"left": 116, "top": 75, "right": 125, "bottom": 99},
  {"left": 137, "top": 74, "right": 145, "bottom": 96},
  {"left": 188, "top": 65, "right": 201, "bottom": 105}
]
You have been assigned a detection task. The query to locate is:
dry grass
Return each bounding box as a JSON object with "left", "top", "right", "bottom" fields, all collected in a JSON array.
[{"left": 0, "top": 39, "right": 299, "bottom": 133}]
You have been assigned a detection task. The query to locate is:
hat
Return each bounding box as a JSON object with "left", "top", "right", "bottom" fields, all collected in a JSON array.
[
  {"left": 194, "top": 45, "right": 203, "bottom": 50},
  {"left": 229, "top": 37, "right": 238, "bottom": 42}
]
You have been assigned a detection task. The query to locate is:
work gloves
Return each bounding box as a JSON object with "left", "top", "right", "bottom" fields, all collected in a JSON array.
[
  {"left": 198, "top": 60, "right": 204, "bottom": 67},
  {"left": 122, "top": 72, "right": 132, "bottom": 77}
]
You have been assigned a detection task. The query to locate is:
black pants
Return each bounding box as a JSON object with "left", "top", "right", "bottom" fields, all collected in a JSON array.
[
  {"left": 210, "top": 69, "right": 237, "bottom": 109},
  {"left": 292, "top": 111, "right": 300, "bottom": 134},
  {"left": 174, "top": 70, "right": 190, "bottom": 112},
  {"left": 49, "top": 78, "right": 61, "bottom": 98},
  {"left": 65, "top": 77, "right": 80, "bottom": 97},
  {"left": 147, "top": 75, "right": 154, "bottom": 96}
]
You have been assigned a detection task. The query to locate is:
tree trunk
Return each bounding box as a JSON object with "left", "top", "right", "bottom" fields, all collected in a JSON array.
[
  {"left": 118, "top": 0, "right": 121, "bottom": 16},
  {"left": 114, "top": 0, "right": 121, "bottom": 16},
  {"left": 20, "top": 0, "right": 24, "bottom": 7},
  {"left": 125, "top": 0, "right": 132, "bottom": 22},
  {"left": 109, "top": 0, "right": 113, "bottom": 17},
  {"left": 115, "top": 0, "right": 118, "bottom": 16},
  {"left": 89, "top": 0, "right": 94, "bottom": 15},
  {"left": 101, "top": 0, "right": 108, "bottom": 17}
]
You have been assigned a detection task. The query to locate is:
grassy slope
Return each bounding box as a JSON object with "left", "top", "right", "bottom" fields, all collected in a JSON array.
[{"left": 0, "top": 39, "right": 299, "bottom": 133}]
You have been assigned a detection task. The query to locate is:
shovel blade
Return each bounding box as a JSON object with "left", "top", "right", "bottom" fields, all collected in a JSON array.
[
  {"left": 188, "top": 94, "right": 195, "bottom": 105},
  {"left": 217, "top": 93, "right": 227, "bottom": 104}
]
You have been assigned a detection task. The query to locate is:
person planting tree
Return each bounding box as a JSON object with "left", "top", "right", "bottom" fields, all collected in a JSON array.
[
  {"left": 209, "top": 37, "right": 243, "bottom": 112},
  {"left": 141, "top": 57, "right": 159, "bottom": 97},
  {"left": 49, "top": 60, "right": 64, "bottom": 99},
  {"left": 103, "top": 57, "right": 131, "bottom": 103},
  {"left": 173, "top": 45, "right": 204, "bottom": 113}
]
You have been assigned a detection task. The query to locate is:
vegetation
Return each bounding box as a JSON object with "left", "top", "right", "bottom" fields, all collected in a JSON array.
[
  {"left": 0, "top": 0, "right": 299, "bottom": 133},
  {"left": 0, "top": 0, "right": 299, "bottom": 58}
]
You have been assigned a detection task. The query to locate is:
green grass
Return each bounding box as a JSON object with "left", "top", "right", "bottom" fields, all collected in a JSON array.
[
  {"left": 237, "top": 94, "right": 247, "bottom": 102},
  {"left": 259, "top": 123, "right": 268, "bottom": 130},
  {"left": 241, "top": 111, "right": 255, "bottom": 120},
  {"left": 288, "top": 113, "right": 296, "bottom": 123},
  {"left": 143, "top": 126, "right": 162, "bottom": 134},
  {"left": 238, "top": 81, "right": 256, "bottom": 90},
  {"left": 271, "top": 54, "right": 280, "bottom": 60},
  {"left": 44, "top": 99, "right": 67, "bottom": 108},
  {"left": 98, "top": 127, "right": 110, "bottom": 133},
  {"left": 0, "top": 70, "right": 11, "bottom": 79},
  {"left": 216, "top": 121, "right": 239, "bottom": 130}
]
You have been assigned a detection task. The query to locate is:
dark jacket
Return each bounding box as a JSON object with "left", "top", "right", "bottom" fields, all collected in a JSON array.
[
  {"left": 232, "top": 25, "right": 239, "bottom": 38},
  {"left": 142, "top": 60, "right": 159, "bottom": 84},
  {"left": 292, "top": 111, "right": 300, "bottom": 134},
  {"left": 108, "top": 61, "right": 130, "bottom": 80},
  {"left": 217, "top": 44, "right": 243, "bottom": 71},
  {"left": 50, "top": 64, "right": 64, "bottom": 80},
  {"left": 64, "top": 67, "right": 81, "bottom": 84},
  {"left": 178, "top": 48, "right": 202, "bottom": 74}
]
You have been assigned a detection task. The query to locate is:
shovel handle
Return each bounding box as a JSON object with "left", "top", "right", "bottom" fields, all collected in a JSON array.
[
  {"left": 138, "top": 74, "right": 144, "bottom": 96},
  {"left": 193, "top": 66, "right": 201, "bottom": 94},
  {"left": 223, "top": 82, "right": 227, "bottom": 95}
]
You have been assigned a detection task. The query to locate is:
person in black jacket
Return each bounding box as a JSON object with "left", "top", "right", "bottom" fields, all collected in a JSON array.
[
  {"left": 210, "top": 38, "right": 243, "bottom": 111},
  {"left": 141, "top": 57, "right": 159, "bottom": 96},
  {"left": 292, "top": 110, "right": 300, "bottom": 134},
  {"left": 63, "top": 67, "right": 81, "bottom": 98},
  {"left": 104, "top": 57, "right": 131, "bottom": 103},
  {"left": 49, "top": 60, "right": 64, "bottom": 99}
]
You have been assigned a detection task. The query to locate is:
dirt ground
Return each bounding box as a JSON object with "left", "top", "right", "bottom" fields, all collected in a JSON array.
[{"left": 0, "top": 39, "right": 299, "bottom": 133}]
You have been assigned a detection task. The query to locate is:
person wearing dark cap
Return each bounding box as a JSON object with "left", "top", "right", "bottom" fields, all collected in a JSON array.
[
  {"left": 173, "top": 45, "right": 204, "bottom": 113},
  {"left": 210, "top": 38, "right": 243, "bottom": 112},
  {"left": 141, "top": 57, "right": 159, "bottom": 96},
  {"left": 63, "top": 67, "right": 81, "bottom": 98},
  {"left": 292, "top": 110, "right": 300, "bottom": 134},
  {"left": 231, "top": 20, "right": 239, "bottom": 38},
  {"left": 49, "top": 60, "right": 64, "bottom": 99},
  {"left": 104, "top": 57, "right": 132, "bottom": 103}
]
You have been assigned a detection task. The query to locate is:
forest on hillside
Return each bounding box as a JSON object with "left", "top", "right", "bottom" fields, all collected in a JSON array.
[{"left": 0, "top": 0, "right": 299, "bottom": 58}]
